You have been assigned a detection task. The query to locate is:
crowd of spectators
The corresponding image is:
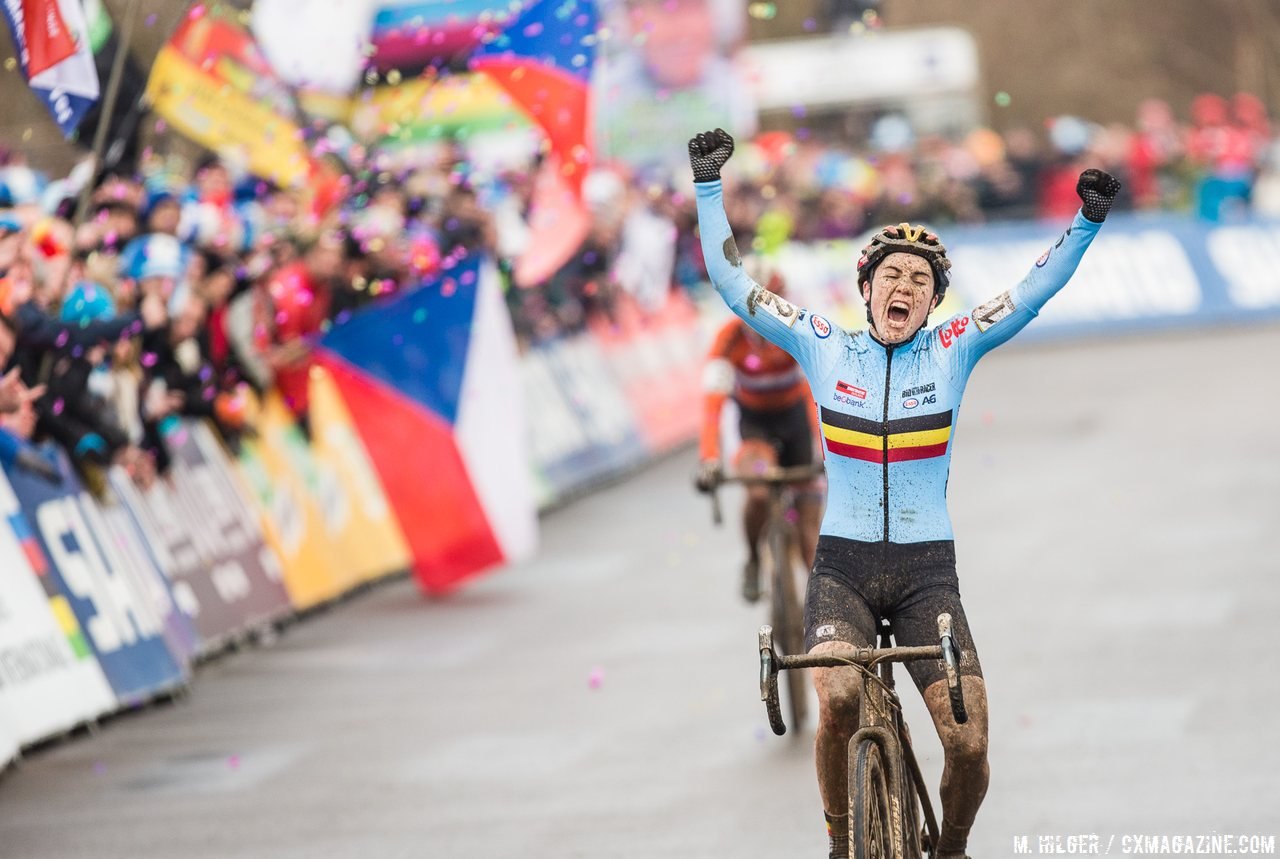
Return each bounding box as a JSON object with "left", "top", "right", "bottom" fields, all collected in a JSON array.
[
  {"left": 0, "top": 90, "right": 1274, "bottom": 493},
  {"left": 0, "top": 139, "right": 503, "bottom": 494},
  {"left": 712, "top": 92, "right": 1278, "bottom": 252}
]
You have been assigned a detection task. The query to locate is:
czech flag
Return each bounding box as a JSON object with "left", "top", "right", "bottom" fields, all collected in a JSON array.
[
  {"left": 316, "top": 257, "right": 537, "bottom": 594},
  {"left": 1, "top": 0, "right": 100, "bottom": 137}
]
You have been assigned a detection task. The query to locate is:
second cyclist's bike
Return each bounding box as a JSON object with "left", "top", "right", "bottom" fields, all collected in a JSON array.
[
  {"left": 707, "top": 462, "right": 823, "bottom": 732},
  {"left": 757, "top": 613, "right": 969, "bottom": 859}
]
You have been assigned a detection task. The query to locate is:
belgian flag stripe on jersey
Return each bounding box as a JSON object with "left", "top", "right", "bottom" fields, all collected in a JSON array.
[{"left": 820, "top": 408, "right": 953, "bottom": 462}]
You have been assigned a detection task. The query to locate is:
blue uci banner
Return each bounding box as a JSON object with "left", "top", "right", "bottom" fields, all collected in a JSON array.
[
  {"left": 3, "top": 447, "right": 187, "bottom": 705},
  {"left": 524, "top": 335, "right": 646, "bottom": 498},
  {"left": 939, "top": 212, "right": 1280, "bottom": 342}
]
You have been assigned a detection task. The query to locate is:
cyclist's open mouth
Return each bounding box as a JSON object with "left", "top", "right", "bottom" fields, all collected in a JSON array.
[{"left": 888, "top": 301, "right": 911, "bottom": 323}]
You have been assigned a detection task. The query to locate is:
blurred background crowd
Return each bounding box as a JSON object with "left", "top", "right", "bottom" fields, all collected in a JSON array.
[{"left": 1, "top": 0, "right": 1278, "bottom": 497}]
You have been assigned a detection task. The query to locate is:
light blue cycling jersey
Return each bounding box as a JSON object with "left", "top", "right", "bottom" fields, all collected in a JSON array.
[{"left": 695, "top": 180, "right": 1101, "bottom": 544}]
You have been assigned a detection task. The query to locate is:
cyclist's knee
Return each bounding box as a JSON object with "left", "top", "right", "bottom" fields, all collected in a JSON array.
[
  {"left": 943, "top": 728, "right": 987, "bottom": 767},
  {"left": 745, "top": 484, "right": 770, "bottom": 505},
  {"left": 925, "top": 678, "right": 989, "bottom": 765},
  {"left": 816, "top": 683, "right": 858, "bottom": 727},
  {"left": 812, "top": 652, "right": 861, "bottom": 726}
]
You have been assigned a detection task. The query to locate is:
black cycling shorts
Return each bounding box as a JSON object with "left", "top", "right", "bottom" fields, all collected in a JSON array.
[
  {"left": 737, "top": 400, "right": 814, "bottom": 469},
  {"left": 802, "top": 536, "right": 982, "bottom": 693}
]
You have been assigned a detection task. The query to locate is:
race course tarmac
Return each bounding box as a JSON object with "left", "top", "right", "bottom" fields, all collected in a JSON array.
[{"left": 2, "top": 321, "right": 1277, "bottom": 858}]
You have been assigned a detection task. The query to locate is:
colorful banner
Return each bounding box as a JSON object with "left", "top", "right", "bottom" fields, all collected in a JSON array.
[
  {"left": 107, "top": 424, "right": 290, "bottom": 655},
  {"left": 586, "top": 291, "right": 702, "bottom": 453},
  {"left": 85, "top": 477, "right": 200, "bottom": 669},
  {"left": 319, "top": 257, "right": 536, "bottom": 594},
  {"left": 352, "top": 72, "right": 530, "bottom": 145},
  {"left": 235, "top": 410, "right": 348, "bottom": 611},
  {"left": 529, "top": 330, "right": 650, "bottom": 496},
  {"left": 144, "top": 5, "right": 310, "bottom": 187},
  {"left": 307, "top": 367, "right": 412, "bottom": 583},
  {"left": 4, "top": 449, "right": 186, "bottom": 705},
  {"left": 0, "top": 470, "right": 115, "bottom": 745},
  {"left": 369, "top": 0, "right": 508, "bottom": 73},
  {"left": 256, "top": 395, "right": 366, "bottom": 596},
  {"left": 164, "top": 422, "right": 294, "bottom": 630}
]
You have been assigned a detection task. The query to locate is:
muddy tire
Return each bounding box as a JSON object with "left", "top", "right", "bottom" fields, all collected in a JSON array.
[{"left": 850, "top": 739, "right": 892, "bottom": 859}]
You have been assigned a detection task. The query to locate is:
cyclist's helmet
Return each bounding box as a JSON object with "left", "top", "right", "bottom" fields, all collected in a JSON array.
[{"left": 856, "top": 223, "right": 952, "bottom": 301}]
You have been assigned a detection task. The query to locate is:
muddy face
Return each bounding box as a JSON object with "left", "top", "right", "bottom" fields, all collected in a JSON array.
[{"left": 861, "top": 252, "right": 938, "bottom": 345}]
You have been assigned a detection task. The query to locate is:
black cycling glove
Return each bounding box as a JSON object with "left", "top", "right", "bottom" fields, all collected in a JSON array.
[
  {"left": 688, "top": 128, "right": 735, "bottom": 184},
  {"left": 1076, "top": 168, "right": 1122, "bottom": 223}
]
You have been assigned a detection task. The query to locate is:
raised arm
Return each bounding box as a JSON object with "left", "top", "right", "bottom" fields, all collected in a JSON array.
[
  {"left": 689, "top": 129, "right": 829, "bottom": 376},
  {"left": 940, "top": 169, "right": 1122, "bottom": 377}
]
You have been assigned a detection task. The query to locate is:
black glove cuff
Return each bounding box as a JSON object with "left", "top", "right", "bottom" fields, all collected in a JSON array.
[
  {"left": 690, "top": 151, "right": 723, "bottom": 184},
  {"left": 1081, "top": 189, "right": 1115, "bottom": 223}
]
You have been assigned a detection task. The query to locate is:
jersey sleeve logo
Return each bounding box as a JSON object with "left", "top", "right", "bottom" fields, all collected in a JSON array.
[
  {"left": 938, "top": 316, "right": 969, "bottom": 349},
  {"left": 971, "top": 290, "right": 1017, "bottom": 332},
  {"left": 747, "top": 286, "right": 800, "bottom": 329},
  {"left": 810, "top": 314, "right": 831, "bottom": 338}
]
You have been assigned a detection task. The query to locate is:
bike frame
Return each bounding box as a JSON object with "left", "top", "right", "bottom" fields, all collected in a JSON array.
[{"left": 757, "top": 616, "right": 967, "bottom": 859}]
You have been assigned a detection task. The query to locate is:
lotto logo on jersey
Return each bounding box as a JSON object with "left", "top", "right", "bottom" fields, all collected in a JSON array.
[
  {"left": 938, "top": 316, "right": 969, "bottom": 349},
  {"left": 810, "top": 314, "right": 832, "bottom": 338},
  {"left": 835, "top": 380, "right": 866, "bottom": 400}
]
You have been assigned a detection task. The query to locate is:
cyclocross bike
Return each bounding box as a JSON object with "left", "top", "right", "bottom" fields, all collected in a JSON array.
[
  {"left": 707, "top": 462, "right": 824, "bottom": 733},
  {"left": 757, "top": 613, "right": 969, "bottom": 859}
]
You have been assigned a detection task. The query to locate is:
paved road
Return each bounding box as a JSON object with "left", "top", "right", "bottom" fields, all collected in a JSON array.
[{"left": 2, "top": 323, "right": 1278, "bottom": 858}]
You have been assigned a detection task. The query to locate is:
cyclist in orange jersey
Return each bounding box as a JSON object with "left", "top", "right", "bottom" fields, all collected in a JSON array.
[{"left": 695, "top": 262, "right": 822, "bottom": 602}]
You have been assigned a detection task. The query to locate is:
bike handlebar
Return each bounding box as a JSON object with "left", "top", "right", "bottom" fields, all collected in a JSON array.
[
  {"left": 758, "top": 614, "right": 969, "bottom": 736},
  {"left": 718, "top": 463, "right": 826, "bottom": 487},
  {"left": 706, "top": 463, "right": 824, "bottom": 527}
]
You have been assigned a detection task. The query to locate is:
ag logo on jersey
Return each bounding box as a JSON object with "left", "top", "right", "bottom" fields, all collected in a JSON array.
[
  {"left": 903, "top": 394, "right": 936, "bottom": 410},
  {"left": 1035, "top": 248, "right": 1051, "bottom": 267},
  {"left": 972, "top": 290, "right": 1017, "bottom": 332},
  {"left": 810, "top": 314, "right": 832, "bottom": 338},
  {"left": 748, "top": 286, "right": 800, "bottom": 329}
]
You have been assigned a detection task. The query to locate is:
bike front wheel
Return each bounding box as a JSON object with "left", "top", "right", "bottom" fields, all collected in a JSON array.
[
  {"left": 850, "top": 739, "right": 893, "bottom": 859},
  {"left": 769, "top": 528, "right": 807, "bottom": 732}
]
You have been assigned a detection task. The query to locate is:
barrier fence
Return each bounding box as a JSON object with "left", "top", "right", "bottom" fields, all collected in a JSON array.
[{"left": 2, "top": 213, "right": 1278, "bottom": 767}]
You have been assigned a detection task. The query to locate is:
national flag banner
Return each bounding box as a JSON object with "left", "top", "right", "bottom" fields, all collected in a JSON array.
[
  {"left": 2, "top": 0, "right": 101, "bottom": 137},
  {"left": 7, "top": 0, "right": 75, "bottom": 77},
  {"left": 470, "top": 0, "right": 597, "bottom": 196},
  {"left": 318, "top": 257, "right": 537, "bottom": 594}
]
